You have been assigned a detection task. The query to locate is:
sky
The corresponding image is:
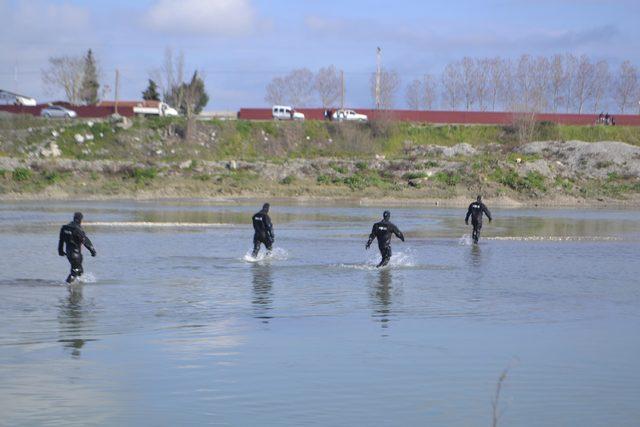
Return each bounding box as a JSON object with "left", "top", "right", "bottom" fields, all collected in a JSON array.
[{"left": 1, "top": 0, "right": 639, "bottom": 110}]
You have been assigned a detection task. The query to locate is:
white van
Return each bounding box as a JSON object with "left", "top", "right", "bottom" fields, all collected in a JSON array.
[
  {"left": 272, "top": 105, "right": 304, "bottom": 121},
  {"left": 134, "top": 101, "right": 179, "bottom": 117}
]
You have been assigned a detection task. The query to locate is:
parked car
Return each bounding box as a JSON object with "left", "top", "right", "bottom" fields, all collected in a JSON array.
[
  {"left": 272, "top": 105, "right": 304, "bottom": 120},
  {"left": 332, "top": 109, "right": 368, "bottom": 122},
  {"left": 40, "top": 105, "right": 77, "bottom": 118}
]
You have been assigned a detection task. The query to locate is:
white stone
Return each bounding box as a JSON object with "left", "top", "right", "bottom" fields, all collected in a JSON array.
[
  {"left": 87, "top": 121, "right": 94, "bottom": 127},
  {"left": 51, "top": 130, "right": 59, "bottom": 138},
  {"left": 41, "top": 142, "right": 62, "bottom": 158},
  {"left": 74, "top": 134, "right": 85, "bottom": 144},
  {"left": 85, "top": 134, "right": 94, "bottom": 141}
]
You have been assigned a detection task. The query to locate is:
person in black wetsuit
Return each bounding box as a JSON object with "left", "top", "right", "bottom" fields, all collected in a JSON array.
[
  {"left": 252, "top": 203, "right": 274, "bottom": 258},
  {"left": 366, "top": 210, "right": 405, "bottom": 268},
  {"left": 465, "top": 195, "right": 492, "bottom": 244},
  {"left": 58, "top": 212, "right": 96, "bottom": 283}
]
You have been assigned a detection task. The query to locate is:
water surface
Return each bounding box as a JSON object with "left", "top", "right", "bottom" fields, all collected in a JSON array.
[{"left": 1, "top": 201, "right": 639, "bottom": 426}]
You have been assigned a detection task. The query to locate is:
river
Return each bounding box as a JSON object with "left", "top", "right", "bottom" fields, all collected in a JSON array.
[{"left": 1, "top": 201, "right": 639, "bottom": 426}]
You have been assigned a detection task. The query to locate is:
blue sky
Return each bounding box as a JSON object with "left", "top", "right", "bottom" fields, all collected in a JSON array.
[{"left": 1, "top": 0, "right": 638, "bottom": 109}]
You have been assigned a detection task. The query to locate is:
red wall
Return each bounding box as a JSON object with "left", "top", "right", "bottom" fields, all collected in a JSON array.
[
  {"left": 238, "top": 108, "right": 640, "bottom": 126},
  {"left": 0, "top": 103, "right": 135, "bottom": 118}
]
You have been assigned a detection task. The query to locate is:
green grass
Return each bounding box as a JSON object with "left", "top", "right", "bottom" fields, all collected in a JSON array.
[{"left": 12, "top": 167, "right": 31, "bottom": 181}]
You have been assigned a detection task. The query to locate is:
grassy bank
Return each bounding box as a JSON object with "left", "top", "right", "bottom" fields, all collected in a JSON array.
[{"left": 1, "top": 115, "right": 640, "bottom": 204}]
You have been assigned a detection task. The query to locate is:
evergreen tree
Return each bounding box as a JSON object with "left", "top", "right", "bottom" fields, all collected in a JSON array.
[
  {"left": 142, "top": 79, "right": 161, "bottom": 101},
  {"left": 80, "top": 49, "right": 99, "bottom": 105},
  {"left": 171, "top": 72, "right": 209, "bottom": 115}
]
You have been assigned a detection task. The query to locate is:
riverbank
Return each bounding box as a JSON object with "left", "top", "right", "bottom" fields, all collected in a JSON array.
[{"left": 1, "top": 116, "right": 639, "bottom": 207}]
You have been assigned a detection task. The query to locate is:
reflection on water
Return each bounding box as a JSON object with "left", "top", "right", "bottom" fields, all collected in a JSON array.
[
  {"left": 370, "top": 270, "right": 394, "bottom": 330},
  {"left": 58, "top": 285, "right": 88, "bottom": 358},
  {"left": 468, "top": 244, "right": 482, "bottom": 269},
  {"left": 251, "top": 263, "right": 273, "bottom": 323}
]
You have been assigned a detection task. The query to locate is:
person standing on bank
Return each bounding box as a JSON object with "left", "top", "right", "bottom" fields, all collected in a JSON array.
[
  {"left": 465, "top": 195, "right": 492, "bottom": 244},
  {"left": 252, "top": 203, "right": 274, "bottom": 258},
  {"left": 58, "top": 212, "right": 96, "bottom": 283},
  {"left": 366, "top": 210, "right": 405, "bottom": 268}
]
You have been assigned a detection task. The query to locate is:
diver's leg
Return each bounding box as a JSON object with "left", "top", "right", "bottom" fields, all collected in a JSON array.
[
  {"left": 252, "top": 238, "right": 261, "bottom": 258},
  {"left": 378, "top": 246, "right": 391, "bottom": 268},
  {"left": 475, "top": 223, "right": 482, "bottom": 243},
  {"left": 67, "top": 252, "right": 82, "bottom": 283},
  {"left": 265, "top": 238, "right": 273, "bottom": 255},
  {"left": 472, "top": 222, "right": 479, "bottom": 243}
]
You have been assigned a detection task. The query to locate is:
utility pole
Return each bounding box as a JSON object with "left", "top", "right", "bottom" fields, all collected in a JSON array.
[
  {"left": 114, "top": 69, "right": 120, "bottom": 115},
  {"left": 375, "top": 47, "right": 382, "bottom": 109},
  {"left": 341, "top": 69, "right": 345, "bottom": 109}
]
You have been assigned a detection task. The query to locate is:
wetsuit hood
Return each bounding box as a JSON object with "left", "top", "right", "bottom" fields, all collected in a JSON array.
[
  {"left": 383, "top": 210, "right": 391, "bottom": 221},
  {"left": 476, "top": 195, "right": 482, "bottom": 203},
  {"left": 73, "top": 212, "right": 83, "bottom": 224},
  {"left": 262, "top": 203, "right": 270, "bottom": 213}
]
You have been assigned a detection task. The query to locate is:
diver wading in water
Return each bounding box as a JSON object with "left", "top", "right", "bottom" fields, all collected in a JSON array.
[
  {"left": 366, "top": 210, "right": 405, "bottom": 268},
  {"left": 252, "top": 203, "right": 275, "bottom": 258},
  {"left": 58, "top": 212, "right": 97, "bottom": 283},
  {"left": 465, "top": 195, "right": 492, "bottom": 244}
]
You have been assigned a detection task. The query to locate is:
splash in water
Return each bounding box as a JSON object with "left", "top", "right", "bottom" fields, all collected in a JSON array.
[
  {"left": 459, "top": 234, "right": 473, "bottom": 246},
  {"left": 71, "top": 273, "right": 97, "bottom": 284},
  {"left": 339, "top": 250, "right": 417, "bottom": 270},
  {"left": 243, "top": 247, "right": 289, "bottom": 263}
]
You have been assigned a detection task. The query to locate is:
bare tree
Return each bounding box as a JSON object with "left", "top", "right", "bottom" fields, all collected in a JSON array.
[
  {"left": 571, "top": 55, "right": 595, "bottom": 114},
  {"left": 475, "top": 58, "right": 491, "bottom": 111},
  {"left": 315, "top": 65, "right": 341, "bottom": 108},
  {"left": 405, "top": 79, "right": 422, "bottom": 110},
  {"left": 423, "top": 74, "right": 437, "bottom": 110},
  {"left": 487, "top": 57, "right": 505, "bottom": 111},
  {"left": 265, "top": 76, "right": 287, "bottom": 105},
  {"left": 285, "top": 68, "right": 315, "bottom": 107},
  {"left": 370, "top": 68, "right": 400, "bottom": 109},
  {"left": 42, "top": 55, "right": 85, "bottom": 104},
  {"left": 562, "top": 54, "right": 578, "bottom": 113},
  {"left": 549, "top": 54, "right": 567, "bottom": 113},
  {"left": 531, "top": 55, "right": 550, "bottom": 112},
  {"left": 590, "top": 60, "right": 610, "bottom": 113},
  {"left": 441, "top": 62, "right": 462, "bottom": 110},
  {"left": 460, "top": 57, "right": 476, "bottom": 111},
  {"left": 613, "top": 60, "right": 639, "bottom": 113},
  {"left": 156, "top": 47, "right": 185, "bottom": 108}
]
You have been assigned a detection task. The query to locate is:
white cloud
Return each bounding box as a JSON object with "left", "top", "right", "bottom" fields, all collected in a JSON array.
[{"left": 145, "top": 0, "right": 257, "bottom": 36}]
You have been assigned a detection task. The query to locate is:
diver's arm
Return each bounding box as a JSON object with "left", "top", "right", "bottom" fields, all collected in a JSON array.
[
  {"left": 58, "top": 228, "right": 65, "bottom": 256},
  {"left": 393, "top": 224, "right": 405, "bottom": 242},
  {"left": 483, "top": 203, "right": 492, "bottom": 222},
  {"left": 81, "top": 229, "right": 97, "bottom": 256},
  {"left": 264, "top": 214, "right": 274, "bottom": 240},
  {"left": 366, "top": 225, "right": 376, "bottom": 249},
  {"left": 465, "top": 205, "right": 472, "bottom": 224}
]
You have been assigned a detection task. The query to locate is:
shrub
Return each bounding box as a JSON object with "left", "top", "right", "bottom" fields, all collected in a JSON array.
[
  {"left": 132, "top": 167, "right": 158, "bottom": 184},
  {"left": 280, "top": 175, "right": 295, "bottom": 185},
  {"left": 402, "top": 172, "right": 429, "bottom": 180},
  {"left": 433, "top": 171, "right": 461, "bottom": 186},
  {"left": 522, "top": 172, "right": 546, "bottom": 192},
  {"left": 42, "top": 171, "right": 64, "bottom": 184},
  {"left": 329, "top": 162, "right": 348, "bottom": 174},
  {"left": 316, "top": 174, "right": 331, "bottom": 184},
  {"left": 12, "top": 167, "right": 32, "bottom": 181},
  {"left": 355, "top": 161, "right": 368, "bottom": 171}
]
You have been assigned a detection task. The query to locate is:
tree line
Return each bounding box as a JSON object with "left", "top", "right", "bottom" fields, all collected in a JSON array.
[
  {"left": 41, "top": 48, "right": 208, "bottom": 115},
  {"left": 266, "top": 54, "right": 640, "bottom": 114}
]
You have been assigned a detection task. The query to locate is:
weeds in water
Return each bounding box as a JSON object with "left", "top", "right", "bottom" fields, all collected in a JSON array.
[{"left": 491, "top": 360, "right": 517, "bottom": 427}]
